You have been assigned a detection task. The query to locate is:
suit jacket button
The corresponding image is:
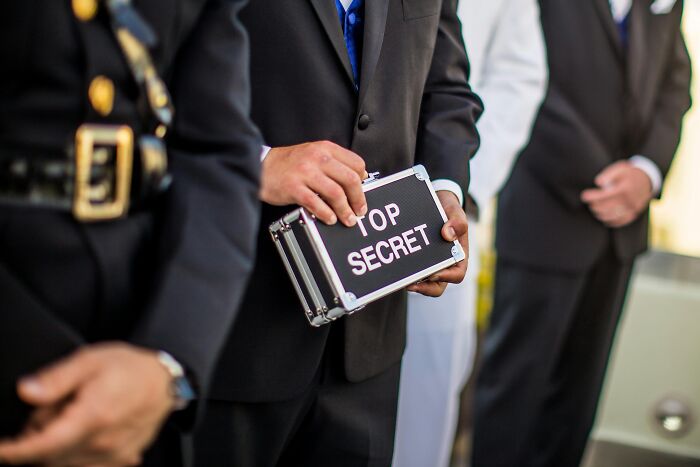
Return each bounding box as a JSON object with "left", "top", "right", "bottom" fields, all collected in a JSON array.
[
  {"left": 358, "top": 114, "right": 371, "bottom": 130},
  {"left": 73, "top": 0, "right": 98, "bottom": 21},
  {"left": 88, "top": 75, "right": 115, "bottom": 116}
]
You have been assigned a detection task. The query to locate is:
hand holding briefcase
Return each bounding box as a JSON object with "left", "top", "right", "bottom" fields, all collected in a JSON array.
[{"left": 270, "top": 165, "right": 465, "bottom": 327}]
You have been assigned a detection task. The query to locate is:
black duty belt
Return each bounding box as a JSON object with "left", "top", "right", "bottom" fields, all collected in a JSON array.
[{"left": 0, "top": 124, "right": 170, "bottom": 222}]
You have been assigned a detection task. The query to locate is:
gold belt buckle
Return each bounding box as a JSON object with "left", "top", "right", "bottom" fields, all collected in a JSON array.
[{"left": 73, "top": 124, "right": 134, "bottom": 222}]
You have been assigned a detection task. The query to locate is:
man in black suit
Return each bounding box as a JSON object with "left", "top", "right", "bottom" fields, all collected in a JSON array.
[
  {"left": 0, "top": 0, "right": 260, "bottom": 465},
  {"left": 193, "top": 0, "right": 482, "bottom": 465},
  {"left": 473, "top": 0, "right": 692, "bottom": 466}
]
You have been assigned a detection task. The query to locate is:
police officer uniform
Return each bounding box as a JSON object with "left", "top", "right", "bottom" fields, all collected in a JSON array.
[{"left": 0, "top": 0, "right": 261, "bottom": 463}]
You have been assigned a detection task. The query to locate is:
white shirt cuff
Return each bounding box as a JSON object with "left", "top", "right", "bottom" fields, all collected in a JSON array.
[
  {"left": 260, "top": 145, "right": 272, "bottom": 162},
  {"left": 629, "top": 155, "right": 662, "bottom": 195},
  {"left": 432, "top": 179, "right": 464, "bottom": 207}
]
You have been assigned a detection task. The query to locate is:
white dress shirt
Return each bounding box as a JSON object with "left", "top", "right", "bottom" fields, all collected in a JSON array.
[
  {"left": 609, "top": 0, "right": 633, "bottom": 21},
  {"left": 394, "top": 1, "right": 547, "bottom": 467}
]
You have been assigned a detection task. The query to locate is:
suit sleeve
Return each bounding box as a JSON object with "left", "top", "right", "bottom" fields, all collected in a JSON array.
[
  {"left": 414, "top": 0, "right": 483, "bottom": 194},
  {"left": 129, "top": 0, "right": 261, "bottom": 408},
  {"left": 637, "top": 6, "right": 691, "bottom": 181},
  {"left": 467, "top": 0, "right": 548, "bottom": 210}
]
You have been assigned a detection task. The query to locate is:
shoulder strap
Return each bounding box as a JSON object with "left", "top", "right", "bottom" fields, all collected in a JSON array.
[
  {"left": 104, "top": 0, "right": 175, "bottom": 134},
  {"left": 104, "top": 0, "right": 175, "bottom": 132},
  {"left": 73, "top": 0, "right": 174, "bottom": 133}
]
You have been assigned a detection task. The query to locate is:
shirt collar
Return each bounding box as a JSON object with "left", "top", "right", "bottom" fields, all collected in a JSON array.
[{"left": 609, "top": 0, "right": 633, "bottom": 22}]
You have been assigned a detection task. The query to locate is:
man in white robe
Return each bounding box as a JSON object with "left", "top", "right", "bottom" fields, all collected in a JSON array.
[{"left": 393, "top": 1, "right": 548, "bottom": 465}]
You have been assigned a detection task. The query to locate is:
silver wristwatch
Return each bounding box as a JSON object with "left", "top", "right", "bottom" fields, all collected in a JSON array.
[{"left": 157, "top": 351, "right": 196, "bottom": 411}]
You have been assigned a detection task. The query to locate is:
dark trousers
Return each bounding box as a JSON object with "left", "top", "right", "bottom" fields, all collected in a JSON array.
[
  {"left": 472, "top": 251, "right": 633, "bottom": 467},
  {"left": 193, "top": 330, "right": 401, "bottom": 467},
  {"left": 142, "top": 423, "right": 189, "bottom": 467},
  {"left": 0, "top": 209, "right": 183, "bottom": 467}
]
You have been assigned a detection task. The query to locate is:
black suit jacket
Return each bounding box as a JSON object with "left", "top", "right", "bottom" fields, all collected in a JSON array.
[
  {"left": 496, "top": 0, "right": 691, "bottom": 272},
  {"left": 0, "top": 0, "right": 260, "bottom": 434},
  {"left": 209, "top": 0, "right": 482, "bottom": 402}
]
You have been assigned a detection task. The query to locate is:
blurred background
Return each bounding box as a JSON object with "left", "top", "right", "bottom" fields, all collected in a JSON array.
[
  {"left": 651, "top": 0, "right": 700, "bottom": 257},
  {"left": 451, "top": 3, "right": 700, "bottom": 466}
]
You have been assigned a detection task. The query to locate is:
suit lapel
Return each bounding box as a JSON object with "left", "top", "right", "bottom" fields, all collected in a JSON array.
[
  {"left": 309, "top": 0, "right": 355, "bottom": 86},
  {"left": 358, "top": 0, "right": 390, "bottom": 105},
  {"left": 626, "top": 0, "right": 648, "bottom": 100},
  {"left": 593, "top": 0, "right": 624, "bottom": 59}
]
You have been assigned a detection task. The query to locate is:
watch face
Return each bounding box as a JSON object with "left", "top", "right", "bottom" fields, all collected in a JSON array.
[{"left": 174, "top": 376, "right": 196, "bottom": 410}]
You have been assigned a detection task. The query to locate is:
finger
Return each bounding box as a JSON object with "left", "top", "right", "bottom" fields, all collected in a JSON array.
[
  {"left": 588, "top": 197, "right": 622, "bottom": 213},
  {"left": 590, "top": 201, "right": 628, "bottom": 223},
  {"left": 47, "top": 434, "right": 136, "bottom": 467},
  {"left": 605, "top": 212, "right": 637, "bottom": 228},
  {"left": 0, "top": 401, "right": 93, "bottom": 464},
  {"left": 43, "top": 449, "right": 107, "bottom": 467},
  {"left": 53, "top": 410, "right": 153, "bottom": 467},
  {"left": 438, "top": 192, "right": 468, "bottom": 242},
  {"left": 441, "top": 205, "right": 468, "bottom": 242},
  {"left": 581, "top": 188, "right": 604, "bottom": 203},
  {"left": 307, "top": 175, "right": 357, "bottom": 227},
  {"left": 581, "top": 186, "right": 623, "bottom": 204},
  {"left": 428, "top": 261, "right": 467, "bottom": 284},
  {"left": 295, "top": 187, "right": 337, "bottom": 225},
  {"left": 407, "top": 281, "right": 448, "bottom": 297},
  {"left": 322, "top": 142, "right": 367, "bottom": 178},
  {"left": 595, "top": 161, "right": 630, "bottom": 188},
  {"left": 440, "top": 223, "right": 458, "bottom": 242},
  {"left": 18, "top": 350, "right": 95, "bottom": 407},
  {"left": 595, "top": 209, "right": 627, "bottom": 223},
  {"left": 589, "top": 201, "right": 622, "bottom": 219},
  {"left": 90, "top": 454, "right": 142, "bottom": 467},
  {"left": 442, "top": 214, "right": 468, "bottom": 243},
  {"left": 24, "top": 404, "right": 66, "bottom": 434},
  {"left": 321, "top": 158, "right": 367, "bottom": 216}
]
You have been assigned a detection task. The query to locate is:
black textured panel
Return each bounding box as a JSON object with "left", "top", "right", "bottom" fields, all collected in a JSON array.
[{"left": 314, "top": 172, "right": 455, "bottom": 299}]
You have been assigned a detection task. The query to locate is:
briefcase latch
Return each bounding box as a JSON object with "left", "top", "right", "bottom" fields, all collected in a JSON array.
[{"left": 363, "top": 171, "right": 381, "bottom": 185}]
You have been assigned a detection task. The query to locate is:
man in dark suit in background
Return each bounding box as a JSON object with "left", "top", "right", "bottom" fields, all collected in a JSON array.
[
  {"left": 194, "top": 0, "right": 482, "bottom": 465},
  {"left": 473, "top": 0, "right": 691, "bottom": 466},
  {"left": 0, "top": 0, "right": 260, "bottom": 465}
]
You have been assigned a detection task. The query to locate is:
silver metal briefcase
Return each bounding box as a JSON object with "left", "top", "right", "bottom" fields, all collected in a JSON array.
[{"left": 269, "top": 165, "right": 466, "bottom": 327}]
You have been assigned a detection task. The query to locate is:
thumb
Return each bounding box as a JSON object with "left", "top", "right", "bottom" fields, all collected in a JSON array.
[
  {"left": 18, "top": 349, "right": 94, "bottom": 406},
  {"left": 595, "top": 161, "right": 629, "bottom": 188},
  {"left": 441, "top": 222, "right": 458, "bottom": 242},
  {"left": 442, "top": 215, "right": 468, "bottom": 242},
  {"left": 437, "top": 191, "right": 468, "bottom": 242}
]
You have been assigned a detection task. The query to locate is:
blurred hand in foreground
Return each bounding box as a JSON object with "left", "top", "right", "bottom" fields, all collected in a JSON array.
[{"left": 0, "top": 343, "right": 175, "bottom": 467}]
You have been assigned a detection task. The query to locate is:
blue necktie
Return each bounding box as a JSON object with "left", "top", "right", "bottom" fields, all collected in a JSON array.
[
  {"left": 616, "top": 13, "right": 630, "bottom": 50},
  {"left": 335, "top": 0, "right": 365, "bottom": 89}
]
